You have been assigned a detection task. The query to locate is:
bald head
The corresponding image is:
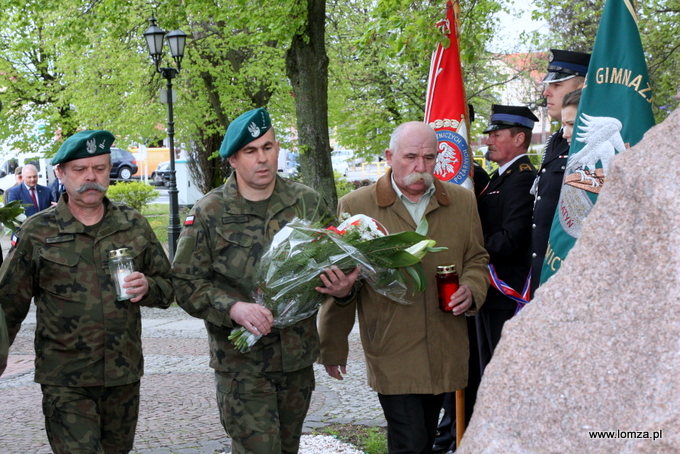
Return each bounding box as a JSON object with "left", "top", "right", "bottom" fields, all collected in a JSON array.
[
  {"left": 22, "top": 164, "right": 38, "bottom": 189},
  {"left": 389, "top": 121, "right": 437, "bottom": 153},
  {"left": 386, "top": 121, "right": 437, "bottom": 201}
]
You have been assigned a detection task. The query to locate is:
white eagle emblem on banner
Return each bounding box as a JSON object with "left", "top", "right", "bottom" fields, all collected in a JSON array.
[
  {"left": 434, "top": 141, "right": 460, "bottom": 177},
  {"left": 567, "top": 113, "right": 626, "bottom": 188}
]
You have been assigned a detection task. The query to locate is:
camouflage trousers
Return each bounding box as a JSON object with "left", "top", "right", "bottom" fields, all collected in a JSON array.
[
  {"left": 215, "top": 366, "right": 315, "bottom": 454},
  {"left": 41, "top": 381, "right": 140, "bottom": 454}
]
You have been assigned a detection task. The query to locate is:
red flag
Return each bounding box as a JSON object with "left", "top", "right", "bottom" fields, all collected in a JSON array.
[{"left": 425, "top": 0, "right": 472, "bottom": 187}]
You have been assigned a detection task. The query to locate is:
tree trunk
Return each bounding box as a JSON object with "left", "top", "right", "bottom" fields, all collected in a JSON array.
[
  {"left": 187, "top": 124, "right": 231, "bottom": 195},
  {"left": 285, "top": 0, "right": 337, "bottom": 212}
]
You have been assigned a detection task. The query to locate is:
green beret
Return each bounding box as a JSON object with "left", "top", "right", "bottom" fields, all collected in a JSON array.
[
  {"left": 51, "top": 130, "right": 116, "bottom": 165},
  {"left": 219, "top": 108, "right": 272, "bottom": 158}
]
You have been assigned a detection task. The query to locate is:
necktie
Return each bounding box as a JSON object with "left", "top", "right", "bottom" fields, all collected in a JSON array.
[{"left": 29, "top": 188, "right": 38, "bottom": 209}]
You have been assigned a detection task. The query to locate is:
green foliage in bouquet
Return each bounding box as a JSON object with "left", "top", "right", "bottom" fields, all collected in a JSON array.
[{"left": 0, "top": 200, "right": 25, "bottom": 232}]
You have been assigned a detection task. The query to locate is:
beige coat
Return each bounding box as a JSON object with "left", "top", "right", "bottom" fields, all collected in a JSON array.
[{"left": 318, "top": 170, "right": 489, "bottom": 394}]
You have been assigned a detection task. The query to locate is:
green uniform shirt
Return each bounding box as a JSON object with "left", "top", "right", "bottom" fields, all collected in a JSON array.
[
  {"left": 0, "top": 195, "right": 174, "bottom": 387},
  {"left": 172, "top": 174, "right": 329, "bottom": 374}
]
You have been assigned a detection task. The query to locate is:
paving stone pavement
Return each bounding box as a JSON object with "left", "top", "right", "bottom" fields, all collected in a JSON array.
[{"left": 0, "top": 305, "right": 386, "bottom": 454}]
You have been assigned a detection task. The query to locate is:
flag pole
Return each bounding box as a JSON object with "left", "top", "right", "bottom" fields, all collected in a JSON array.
[
  {"left": 452, "top": 1, "right": 467, "bottom": 442},
  {"left": 453, "top": 0, "right": 474, "bottom": 181},
  {"left": 455, "top": 388, "right": 465, "bottom": 447}
]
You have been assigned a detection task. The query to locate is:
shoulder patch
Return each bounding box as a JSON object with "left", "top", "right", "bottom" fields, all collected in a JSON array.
[
  {"left": 184, "top": 215, "right": 195, "bottom": 226},
  {"left": 10, "top": 232, "right": 19, "bottom": 247},
  {"left": 45, "top": 234, "right": 75, "bottom": 244},
  {"left": 519, "top": 163, "right": 533, "bottom": 172}
]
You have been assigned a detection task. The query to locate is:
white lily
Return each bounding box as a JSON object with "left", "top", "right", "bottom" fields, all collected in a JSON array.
[{"left": 405, "top": 239, "right": 437, "bottom": 260}]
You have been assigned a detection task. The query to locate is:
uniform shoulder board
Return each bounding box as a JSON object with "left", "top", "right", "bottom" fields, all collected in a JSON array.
[{"left": 519, "top": 163, "right": 533, "bottom": 172}]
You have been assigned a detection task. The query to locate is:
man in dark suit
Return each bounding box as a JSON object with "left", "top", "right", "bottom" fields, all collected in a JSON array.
[
  {"left": 49, "top": 176, "right": 66, "bottom": 202},
  {"left": 530, "top": 49, "right": 590, "bottom": 297},
  {"left": 476, "top": 105, "right": 538, "bottom": 374},
  {"left": 6, "top": 164, "right": 54, "bottom": 218}
]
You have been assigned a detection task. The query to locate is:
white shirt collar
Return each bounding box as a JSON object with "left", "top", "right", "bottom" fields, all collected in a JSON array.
[{"left": 390, "top": 174, "right": 435, "bottom": 203}]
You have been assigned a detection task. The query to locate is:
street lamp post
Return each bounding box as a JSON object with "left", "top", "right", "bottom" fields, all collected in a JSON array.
[{"left": 143, "top": 17, "right": 187, "bottom": 261}]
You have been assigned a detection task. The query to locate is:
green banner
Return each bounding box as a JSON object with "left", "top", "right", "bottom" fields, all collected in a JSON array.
[{"left": 540, "top": 0, "right": 655, "bottom": 284}]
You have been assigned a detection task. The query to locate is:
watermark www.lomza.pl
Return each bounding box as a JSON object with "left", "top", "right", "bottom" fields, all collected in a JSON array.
[{"left": 589, "top": 429, "right": 663, "bottom": 441}]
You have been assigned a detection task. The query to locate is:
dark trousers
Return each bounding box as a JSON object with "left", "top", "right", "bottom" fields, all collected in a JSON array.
[
  {"left": 434, "top": 316, "right": 480, "bottom": 451},
  {"left": 41, "top": 381, "right": 140, "bottom": 454},
  {"left": 378, "top": 392, "right": 445, "bottom": 454},
  {"left": 476, "top": 304, "right": 516, "bottom": 374}
]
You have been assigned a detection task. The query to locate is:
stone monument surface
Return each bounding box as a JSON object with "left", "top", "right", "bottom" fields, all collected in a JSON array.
[{"left": 458, "top": 108, "right": 680, "bottom": 454}]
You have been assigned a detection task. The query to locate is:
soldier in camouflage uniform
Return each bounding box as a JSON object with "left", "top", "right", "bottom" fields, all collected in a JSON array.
[
  {"left": 172, "top": 108, "right": 357, "bottom": 454},
  {"left": 0, "top": 130, "right": 174, "bottom": 454}
]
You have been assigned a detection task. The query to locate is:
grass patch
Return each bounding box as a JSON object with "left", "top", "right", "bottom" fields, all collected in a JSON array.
[
  {"left": 316, "top": 424, "right": 387, "bottom": 454},
  {"left": 143, "top": 203, "right": 171, "bottom": 216},
  {"left": 143, "top": 203, "right": 191, "bottom": 246}
]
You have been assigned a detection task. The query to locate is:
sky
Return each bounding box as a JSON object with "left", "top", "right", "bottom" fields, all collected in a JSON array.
[{"left": 490, "top": 5, "right": 549, "bottom": 52}]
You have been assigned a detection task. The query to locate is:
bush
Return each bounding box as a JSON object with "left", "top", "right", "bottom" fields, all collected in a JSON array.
[
  {"left": 335, "top": 171, "right": 355, "bottom": 199},
  {"left": 350, "top": 179, "right": 375, "bottom": 189},
  {"left": 107, "top": 181, "right": 159, "bottom": 212}
]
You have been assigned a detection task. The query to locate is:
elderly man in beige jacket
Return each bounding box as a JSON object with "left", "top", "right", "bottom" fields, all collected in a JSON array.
[{"left": 318, "top": 121, "right": 489, "bottom": 454}]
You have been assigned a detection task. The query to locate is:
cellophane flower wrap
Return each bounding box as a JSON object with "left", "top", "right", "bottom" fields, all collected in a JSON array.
[{"left": 228, "top": 214, "right": 444, "bottom": 352}]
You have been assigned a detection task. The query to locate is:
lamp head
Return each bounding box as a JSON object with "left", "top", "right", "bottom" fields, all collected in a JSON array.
[
  {"left": 166, "top": 29, "right": 188, "bottom": 71},
  {"left": 143, "top": 16, "right": 166, "bottom": 70}
]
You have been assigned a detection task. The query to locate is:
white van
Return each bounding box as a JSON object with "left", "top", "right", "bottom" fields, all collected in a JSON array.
[{"left": 0, "top": 154, "right": 55, "bottom": 199}]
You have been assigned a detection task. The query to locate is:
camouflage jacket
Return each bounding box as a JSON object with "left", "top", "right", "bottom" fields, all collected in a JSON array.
[
  {"left": 172, "top": 174, "right": 328, "bottom": 374},
  {"left": 0, "top": 195, "right": 173, "bottom": 387}
]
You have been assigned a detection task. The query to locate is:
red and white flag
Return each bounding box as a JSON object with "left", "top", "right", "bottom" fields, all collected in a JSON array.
[{"left": 424, "top": 0, "right": 472, "bottom": 188}]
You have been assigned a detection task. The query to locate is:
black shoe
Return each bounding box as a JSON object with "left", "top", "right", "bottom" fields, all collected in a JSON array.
[{"left": 432, "top": 444, "right": 450, "bottom": 454}]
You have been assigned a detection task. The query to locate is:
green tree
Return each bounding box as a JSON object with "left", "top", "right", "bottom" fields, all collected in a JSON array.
[
  {"left": 0, "top": 0, "right": 78, "bottom": 155},
  {"left": 1, "top": 0, "right": 532, "bottom": 207},
  {"left": 286, "top": 0, "right": 337, "bottom": 208},
  {"left": 326, "top": 0, "right": 515, "bottom": 157}
]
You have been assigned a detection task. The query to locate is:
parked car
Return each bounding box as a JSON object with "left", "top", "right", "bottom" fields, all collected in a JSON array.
[
  {"left": 150, "top": 161, "right": 171, "bottom": 186},
  {"left": 110, "top": 147, "right": 138, "bottom": 180}
]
